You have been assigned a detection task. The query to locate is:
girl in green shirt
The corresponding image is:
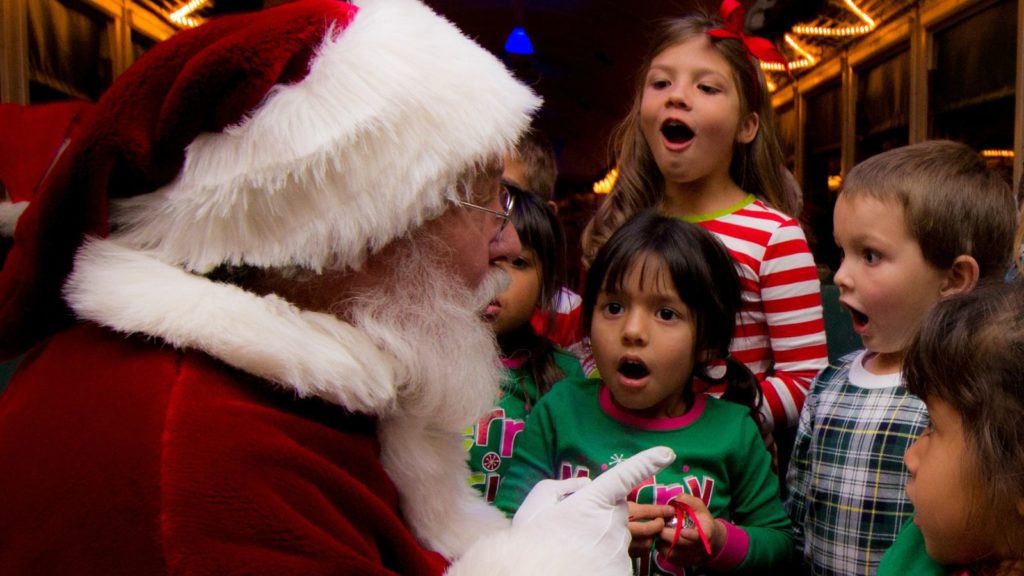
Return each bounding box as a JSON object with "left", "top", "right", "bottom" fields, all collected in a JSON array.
[
  {"left": 467, "top": 186, "right": 583, "bottom": 502},
  {"left": 880, "top": 282, "right": 1024, "bottom": 576},
  {"left": 496, "top": 211, "right": 792, "bottom": 574}
]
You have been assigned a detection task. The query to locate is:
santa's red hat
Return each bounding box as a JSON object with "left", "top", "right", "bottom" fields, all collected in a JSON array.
[
  {"left": 0, "top": 100, "right": 92, "bottom": 205},
  {"left": 0, "top": 0, "right": 540, "bottom": 357}
]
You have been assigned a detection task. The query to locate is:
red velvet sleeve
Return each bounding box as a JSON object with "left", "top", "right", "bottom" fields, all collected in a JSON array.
[{"left": 0, "top": 323, "right": 449, "bottom": 575}]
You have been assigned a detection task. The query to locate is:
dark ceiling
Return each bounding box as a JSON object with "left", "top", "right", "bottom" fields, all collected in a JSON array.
[
  {"left": 420, "top": 0, "right": 835, "bottom": 184},
  {"left": 202, "top": 0, "right": 905, "bottom": 185},
  {"left": 423, "top": 0, "right": 715, "bottom": 183}
]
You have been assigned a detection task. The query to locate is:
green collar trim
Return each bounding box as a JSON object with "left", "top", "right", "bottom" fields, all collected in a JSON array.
[{"left": 678, "top": 194, "right": 756, "bottom": 223}]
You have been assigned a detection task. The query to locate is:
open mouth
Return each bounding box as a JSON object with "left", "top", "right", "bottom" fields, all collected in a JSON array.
[
  {"left": 846, "top": 305, "right": 868, "bottom": 328},
  {"left": 618, "top": 358, "right": 650, "bottom": 380},
  {"left": 661, "top": 120, "right": 695, "bottom": 145}
]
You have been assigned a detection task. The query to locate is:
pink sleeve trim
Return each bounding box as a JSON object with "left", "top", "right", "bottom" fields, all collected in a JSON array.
[{"left": 705, "top": 519, "right": 748, "bottom": 572}]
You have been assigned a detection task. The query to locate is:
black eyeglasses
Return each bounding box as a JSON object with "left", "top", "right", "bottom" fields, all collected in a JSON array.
[{"left": 458, "top": 185, "right": 515, "bottom": 240}]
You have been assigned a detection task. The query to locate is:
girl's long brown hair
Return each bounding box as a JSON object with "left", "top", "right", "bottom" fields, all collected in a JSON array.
[{"left": 581, "top": 11, "right": 791, "bottom": 268}]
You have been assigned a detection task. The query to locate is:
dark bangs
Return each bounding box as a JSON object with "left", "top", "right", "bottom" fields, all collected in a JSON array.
[
  {"left": 582, "top": 211, "right": 741, "bottom": 357},
  {"left": 507, "top": 185, "right": 566, "bottom": 313}
]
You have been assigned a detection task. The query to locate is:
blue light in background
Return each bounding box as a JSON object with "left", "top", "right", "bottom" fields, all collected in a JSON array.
[{"left": 504, "top": 26, "right": 534, "bottom": 55}]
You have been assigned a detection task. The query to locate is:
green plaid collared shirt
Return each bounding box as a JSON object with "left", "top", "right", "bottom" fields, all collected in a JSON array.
[{"left": 785, "top": 351, "right": 928, "bottom": 576}]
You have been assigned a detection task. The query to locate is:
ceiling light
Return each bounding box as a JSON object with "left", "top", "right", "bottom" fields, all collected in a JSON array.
[
  {"left": 593, "top": 167, "right": 619, "bottom": 194},
  {"left": 793, "top": 0, "right": 874, "bottom": 36},
  {"left": 504, "top": 26, "right": 534, "bottom": 55},
  {"left": 982, "top": 149, "right": 1014, "bottom": 158},
  {"left": 169, "top": 0, "right": 209, "bottom": 27}
]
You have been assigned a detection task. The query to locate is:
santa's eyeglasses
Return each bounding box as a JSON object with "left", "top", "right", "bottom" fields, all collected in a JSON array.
[{"left": 457, "top": 185, "right": 515, "bottom": 240}]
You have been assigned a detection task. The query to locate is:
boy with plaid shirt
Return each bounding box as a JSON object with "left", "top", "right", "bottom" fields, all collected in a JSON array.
[{"left": 784, "top": 140, "right": 1016, "bottom": 575}]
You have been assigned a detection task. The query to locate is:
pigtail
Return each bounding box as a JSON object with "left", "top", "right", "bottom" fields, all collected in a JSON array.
[
  {"left": 701, "top": 355, "right": 763, "bottom": 429},
  {"left": 522, "top": 324, "right": 567, "bottom": 403},
  {"left": 536, "top": 343, "right": 567, "bottom": 396},
  {"left": 502, "top": 323, "right": 568, "bottom": 413}
]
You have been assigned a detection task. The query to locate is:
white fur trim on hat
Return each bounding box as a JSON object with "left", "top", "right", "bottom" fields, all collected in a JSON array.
[
  {"left": 63, "top": 237, "right": 401, "bottom": 414},
  {"left": 109, "top": 0, "right": 541, "bottom": 274}
]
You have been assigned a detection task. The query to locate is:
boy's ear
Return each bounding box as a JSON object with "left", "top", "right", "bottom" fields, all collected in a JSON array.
[
  {"left": 736, "top": 112, "right": 759, "bottom": 145},
  {"left": 939, "top": 255, "right": 980, "bottom": 297}
]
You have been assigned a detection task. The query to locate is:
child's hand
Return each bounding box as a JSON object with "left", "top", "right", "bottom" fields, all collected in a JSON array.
[
  {"left": 627, "top": 502, "right": 674, "bottom": 557},
  {"left": 656, "top": 495, "right": 724, "bottom": 567}
]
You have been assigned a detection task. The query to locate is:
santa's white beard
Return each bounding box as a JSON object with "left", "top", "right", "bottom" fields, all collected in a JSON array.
[{"left": 347, "top": 239, "right": 507, "bottom": 431}]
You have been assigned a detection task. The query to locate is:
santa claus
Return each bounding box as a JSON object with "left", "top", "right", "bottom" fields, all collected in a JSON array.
[{"left": 0, "top": 0, "right": 672, "bottom": 573}]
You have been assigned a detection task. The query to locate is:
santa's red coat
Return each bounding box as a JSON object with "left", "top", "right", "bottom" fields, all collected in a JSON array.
[
  {"left": 0, "top": 235, "right": 624, "bottom": 575},
  {"left": 0, "top": 322, "right": 449, "bottom": 574}
]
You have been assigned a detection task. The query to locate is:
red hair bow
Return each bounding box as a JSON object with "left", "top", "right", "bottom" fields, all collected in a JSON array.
[{"left": 706, "top": 0, "right": 790, "bottom": 75}]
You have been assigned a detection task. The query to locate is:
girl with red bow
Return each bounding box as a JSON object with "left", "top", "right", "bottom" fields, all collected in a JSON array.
[
  {"left": 581, "top": 0, "right": 826, "bottom": 444},
  {"left": 580, "top": 2, "right": 827, "bottom": 565}
]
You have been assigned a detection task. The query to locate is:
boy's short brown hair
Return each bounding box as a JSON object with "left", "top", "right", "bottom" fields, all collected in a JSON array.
[
  {"left": 841, "top": 140, "right": 1015, "bottom": 279},
  {"left": 508, "top": 130, "right": 558, "bottom": 202}
]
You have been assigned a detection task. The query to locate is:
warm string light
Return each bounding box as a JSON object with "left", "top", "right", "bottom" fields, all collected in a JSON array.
[
  {"left": 842, "top": 0, "right": 876, "bottom": 28},
  {"left": 172, "top": 15, "right": 201, "bottom": 27},
  {"left": 763, "top": 0, "right": 874, "bottom": 75},
  {"left": 982, "top": 149, "right": 1014, "bottom": 158},
  {"left": 760, "top": 34, "right": 817, "bottom": 71},
  {"left": 593, "top": 167, "right": 619, "bottom": 194},
  {"left": 761, "top": 59, "right": 815, "bottom": 71},
  {"left": 784, "top": 34, "right": 817, "bottom": 64},
  {"left": 793, "top": 0, "right": 875, "bottom": 36},
  {"left": 169, "top": 0, "right": 209, "bottom": 27},
  {"left": 791, "top": 23, "right": 874, "bottom": 36}
]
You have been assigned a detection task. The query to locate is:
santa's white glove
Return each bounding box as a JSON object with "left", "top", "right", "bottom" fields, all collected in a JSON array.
[{"left": 512, "top": 446, "right": 676, "bottom": 573}]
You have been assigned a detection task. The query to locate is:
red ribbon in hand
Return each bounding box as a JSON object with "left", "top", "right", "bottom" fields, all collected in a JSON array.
[
  {"left": 669, "top": 499, "right": 712, "bottom": 556},
  {"left": 706, "top": 0, "right": 790, "bottom": 75}
]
